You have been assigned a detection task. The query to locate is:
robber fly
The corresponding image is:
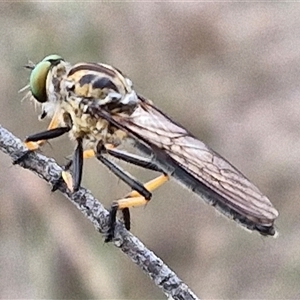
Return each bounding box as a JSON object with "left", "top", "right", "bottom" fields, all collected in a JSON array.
[{"left": 22, "top": 54, "right": 278, "bottom": 241}]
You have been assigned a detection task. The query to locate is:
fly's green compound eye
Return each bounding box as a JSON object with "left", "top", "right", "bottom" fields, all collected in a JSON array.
[{"left": 30, "top": 54, "right": 64, "bottom": 103}]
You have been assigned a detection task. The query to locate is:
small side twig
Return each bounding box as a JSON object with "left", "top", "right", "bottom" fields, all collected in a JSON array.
[{"left": 0, "top": 125, "right": 199, "bottom": 300}]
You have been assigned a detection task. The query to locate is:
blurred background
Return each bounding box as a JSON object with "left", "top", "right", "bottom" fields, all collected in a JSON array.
[{"left": 0, "top": 2, "right": 299, "bottom": 299}]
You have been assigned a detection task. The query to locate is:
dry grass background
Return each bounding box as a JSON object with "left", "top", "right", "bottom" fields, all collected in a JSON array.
[{"left": 0, "top": 3, "right": 299, "bottom": 299}]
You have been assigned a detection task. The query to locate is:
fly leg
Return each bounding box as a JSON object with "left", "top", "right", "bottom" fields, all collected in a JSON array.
[
  {"left": 103, "top": 145, "right": 168, "bottom": 240},
  {"left": 25, "top": 126, "right": 71, "bottom": 143},
  {"left": 13, "top": 125, "right": 71, "bottom": 166},
  {"left": 60, "top": 148, "right": 95, "bottom": 192},
  {"left": 13, "top": 111, "right": 64, "bottom": 164},
  {"left": 15, "top": 124, "right": 71, "bottom": 190},
  {"left": 15, "top": 111, "right": 74, "bottom": 191},
  {"left": 105, "top": 146, "right": 163, "bottom": 172},
  {"left": 96, "top": 151, "right": 153, "bottom": 201},
  {"left": 105, "top": 174, "right": 169, "bottom": 242},
  {"left": 25, "top": 111, "right": 61, "bottom": 151},
  {"left": 61, "top": 142, "right": 169, "bottom": 241},
  {"left": 58, "top": 138, "right": 83, "bottom": 192},
  {"left": 14, "top": 110, "right": 73, "bottom": 192},
  {"left": 95, "top": 150, "right": 152, "bottom": 240},
  {"left": 94, "top": 142, "right": 169, "bottom": 242},
  {"left": 61, "top": 144, "right": 164, "bottom": 190}
]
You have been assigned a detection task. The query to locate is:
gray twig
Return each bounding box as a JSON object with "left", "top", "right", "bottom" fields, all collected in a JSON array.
[{"left": 0, "top": 124, "right": 199, "bottom": 300}]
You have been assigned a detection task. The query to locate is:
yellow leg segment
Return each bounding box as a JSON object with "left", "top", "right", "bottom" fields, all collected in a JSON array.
[
  {"left": 61, "top": 171, "right": 74, "bottom": 191},
  {"left": 82, "top": 143, "right": 115, "bottom": 159},
  {"left": 25, "top": 112, "right": 60, "bottom": 150},
  {"left": 25, "top": 141, "right": 43, "bottom": 151},
  {"left": 83, "top": 149, "right": 95, "bottom": 159},
  {"left": 117, "top": 174, "right": 169, "bottom": 209}
]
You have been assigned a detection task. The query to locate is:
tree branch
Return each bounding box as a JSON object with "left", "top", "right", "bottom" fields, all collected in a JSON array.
[{"left": 0, "top": 124, "right": 199, "bottom": 300}]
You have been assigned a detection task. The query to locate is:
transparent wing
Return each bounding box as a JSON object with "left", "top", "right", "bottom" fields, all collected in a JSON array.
[{"left": 110, "top": 97, "right": 278, "bottom": 234}]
